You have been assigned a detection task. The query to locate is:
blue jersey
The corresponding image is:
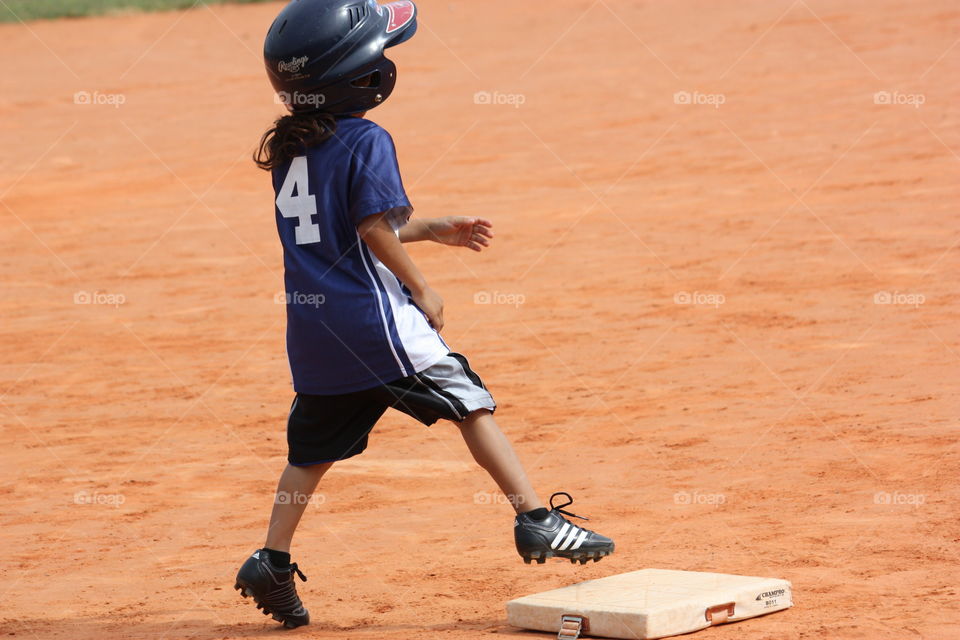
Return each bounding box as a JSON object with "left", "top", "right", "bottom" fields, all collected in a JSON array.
[{"left": 273, "top": 117, "right": 448, "bottom": 394}]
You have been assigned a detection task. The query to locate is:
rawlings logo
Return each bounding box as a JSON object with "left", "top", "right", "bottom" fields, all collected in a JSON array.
[{"left": 278, "top": 56, "right": 309, "bottom": 74}]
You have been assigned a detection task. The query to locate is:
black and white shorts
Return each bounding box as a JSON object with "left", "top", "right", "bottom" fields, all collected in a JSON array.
[{"left": 286, "top": 352, "right": 496, "bottom": 466}]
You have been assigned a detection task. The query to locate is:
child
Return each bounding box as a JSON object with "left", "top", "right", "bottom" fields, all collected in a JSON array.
[{"left": 235, "top": 0, "right": 615, "bottom": 628}]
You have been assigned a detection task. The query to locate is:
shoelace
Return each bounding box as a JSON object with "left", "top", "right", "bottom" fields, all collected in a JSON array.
[
  {"left": 550, "top": 491, "right": 589, "bottom": 521},
  {"left": 289, "top": 563, "right": 307, "bottom": 582}
]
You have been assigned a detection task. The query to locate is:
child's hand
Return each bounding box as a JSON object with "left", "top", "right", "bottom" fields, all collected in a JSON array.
[
  {"left": 428, "top": 216, "right": 493, "bottom": 251},
  {"left": 411, "top": 285, "right": 444, "bottom": 331}
]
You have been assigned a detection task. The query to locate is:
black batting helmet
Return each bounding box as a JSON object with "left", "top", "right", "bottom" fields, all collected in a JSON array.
[{"left": 263, "top": 0, "right": 418, "bottom": 115}]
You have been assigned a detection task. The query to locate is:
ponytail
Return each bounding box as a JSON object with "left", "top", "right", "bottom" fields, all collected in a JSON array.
[{"left": 254, "top": 112, "right": 337, "bottom": 171}]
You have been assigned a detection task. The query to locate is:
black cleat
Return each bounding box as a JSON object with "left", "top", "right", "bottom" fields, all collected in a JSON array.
[
  {"left": 234, "top": 549, "right": 310, "bottom": 628},
  {"left": 515, "top": 492, "right": 615, "bottom": 565}
]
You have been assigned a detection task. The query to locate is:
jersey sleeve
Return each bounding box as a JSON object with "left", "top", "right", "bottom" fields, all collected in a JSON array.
[{"left": 348, "top": 126, "right": 412, "bottom": 226}]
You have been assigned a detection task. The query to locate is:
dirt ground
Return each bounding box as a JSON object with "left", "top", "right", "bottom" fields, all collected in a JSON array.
[{"left": 1, "top": 0, "right": 958, "bottom": 638}]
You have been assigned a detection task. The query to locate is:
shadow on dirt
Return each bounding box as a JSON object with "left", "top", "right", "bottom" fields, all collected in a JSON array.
[{"left": 1, "top": 614, "right": 522, "bottom": 638}]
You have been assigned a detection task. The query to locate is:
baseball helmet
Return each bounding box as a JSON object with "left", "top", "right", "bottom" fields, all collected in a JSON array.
[{"left": 263, "top": 0, "right": 418, "bottom": 115}]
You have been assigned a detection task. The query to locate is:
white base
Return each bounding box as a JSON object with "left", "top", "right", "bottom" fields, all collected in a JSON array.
[{"left": 506, "top": 569, "right": 793, "bottom": 639}]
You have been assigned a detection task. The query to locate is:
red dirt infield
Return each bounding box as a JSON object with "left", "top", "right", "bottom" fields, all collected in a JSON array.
[{"left": 1, "top": 1, "right": 957, "bottom": 638}]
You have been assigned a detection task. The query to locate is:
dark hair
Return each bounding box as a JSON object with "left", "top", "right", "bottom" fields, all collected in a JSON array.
[{"left": 254, "top": 112, "right": 338, "bottom": 171}]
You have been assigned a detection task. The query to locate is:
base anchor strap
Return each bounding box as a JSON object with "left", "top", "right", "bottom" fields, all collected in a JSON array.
[
  {"left": 705, "top": 602, "right": 736, "bottom": 624},
  {"left": 558, "top": 614, "right": 588, "bottom": 640}
]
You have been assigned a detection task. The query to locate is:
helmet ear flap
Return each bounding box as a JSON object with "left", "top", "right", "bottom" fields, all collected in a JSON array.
[
  {"left": 371, "top": 57, "right": 397, "bottom": 105},
  {"left": 327, "top": 58, "right": 396, "bottom": 113},
  {"left": 350, "top": 70, "right": 382, "bottom": 88}
]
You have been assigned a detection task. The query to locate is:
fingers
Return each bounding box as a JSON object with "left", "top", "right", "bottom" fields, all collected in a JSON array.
[
  {"left": 446, "top": 217, "right": 493, "bottom": 251},
  {"left": 473, "top": 225, "right": 494, "bottom": 239},
  {"left": 428, "top": 297, "right": 444, "bottom": 331},
  {"left": 469, "top": 232, "right": 490, "bottom": 250},
  {"left": 468, "top": 219, "right": 493, "bottom": 251},
  {"left": 457, "top": 217, "right": 493, "bottom": 233},
  {"left": 430, "top": 309, "right": 444, "bottom": 331},
  {"left": 472, "top": 218, "right": 494, "bottom": 237}
]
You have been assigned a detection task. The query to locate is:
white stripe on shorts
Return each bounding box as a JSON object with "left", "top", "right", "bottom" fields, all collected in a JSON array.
[{"left": 416, "top": 354, "right": 495, "bottom": 416}]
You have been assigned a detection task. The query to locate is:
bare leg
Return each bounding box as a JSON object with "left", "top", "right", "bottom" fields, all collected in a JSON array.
[
  {"left": 458, "top": 409, "right": 544, "bottom": 513},
  {"left": 264, "top": 462, "right": 334, "bottom": 552}
]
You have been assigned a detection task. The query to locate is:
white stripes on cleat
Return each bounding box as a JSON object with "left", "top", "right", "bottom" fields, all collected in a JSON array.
[{"left": 550, "top": 523, "right": 589, "bottom": 551}]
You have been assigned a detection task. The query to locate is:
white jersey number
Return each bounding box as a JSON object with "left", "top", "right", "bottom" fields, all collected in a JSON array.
[{"left": 276, "top": 156, "right": 320, "bottom": 245}]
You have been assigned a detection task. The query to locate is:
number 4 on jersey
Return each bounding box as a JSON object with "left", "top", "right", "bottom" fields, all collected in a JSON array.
[{"left": 276, "top": 156, "right": 320, "bottom": 245}]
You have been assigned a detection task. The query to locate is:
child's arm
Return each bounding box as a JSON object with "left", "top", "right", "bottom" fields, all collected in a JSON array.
[
  {"left": 358, "top": 212, "right": 445, "bottom": 331},
  {"left": 397, "top": 219, "right": 432, "bottom": 242},
  {"left": 399, "top": 216, "right": 493, "bottom": 251}
]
